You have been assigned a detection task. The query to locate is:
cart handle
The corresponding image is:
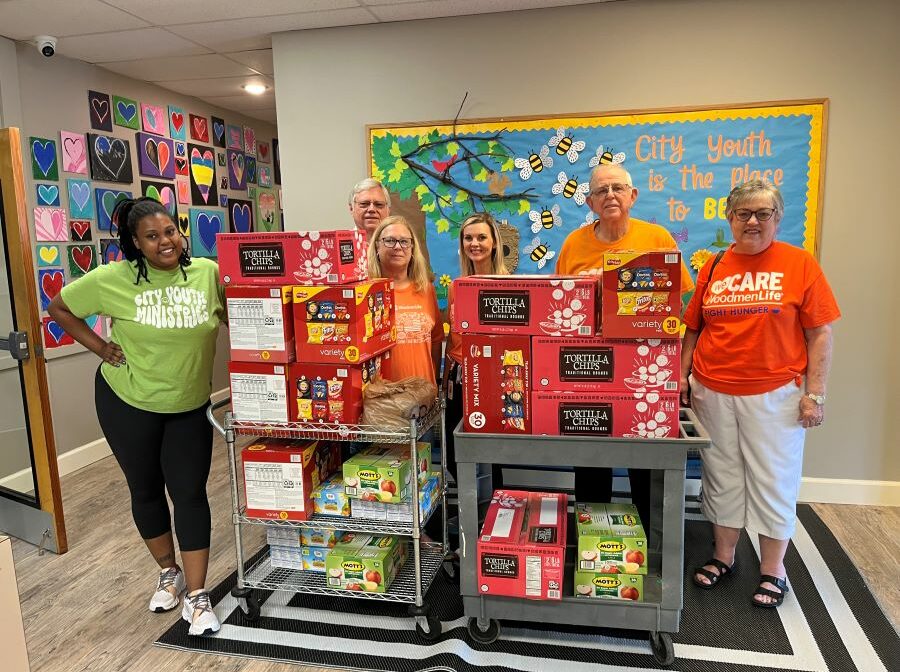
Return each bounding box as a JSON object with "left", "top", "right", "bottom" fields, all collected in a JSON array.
[{"left": 207, "top": 396, "right": 230, "bottom": 437}]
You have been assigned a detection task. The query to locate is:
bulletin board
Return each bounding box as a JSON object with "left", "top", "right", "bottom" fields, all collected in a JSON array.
[{"left": 368, "top": 99, "right": 827, "bottom": 309}]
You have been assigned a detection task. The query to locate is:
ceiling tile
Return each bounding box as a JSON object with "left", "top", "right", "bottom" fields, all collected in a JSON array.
[
  {"left": 104, "top": 0, "right": 362, "bottom": 25},
  {"left": 369, "top": 0, "right": 603, "bottom": 21},
  {"left": 98, "top": 53, "right": 258, "bottom": 81},
  {"left": 158, "top": 75, "right": 274, "bottom": 98},
  {"left": 0, "top": 0, "right": 149, "bottom": 40},
  {"left": 200, "top": 92, "right": 277, "bottom": 110},
  {"left": 58, "top": 27, "right": 211, "bottom": 63},
  {"left": 223, "top": 49, "right": 274, "bottom": 75}
]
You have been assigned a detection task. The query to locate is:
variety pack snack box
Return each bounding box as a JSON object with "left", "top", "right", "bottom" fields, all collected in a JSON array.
[
  {"left": 531, "top": 391, "right": 680, "bottom": 439},
  {"left": 476, "top": 490, "right": 567, "bottom": 601},
  {"left": 461, "top": 334, "right": 531, "bottom": 433},
  {"left": 325, "top": 534, "right": 408, "bottom": 592},
  {"left": 292, "top": 279, "right": 396, "bottom": 364},
  {"left": 218, "top": 230, "right": 367, "bottom": 286},
  {"left": 288, "top": 352, "right": 391, "bottom": 424},
  {"left": 228, "top": 361, "right": 290, "bottom": 423},
  {"left": 453, "top": 275, "right": 600, "bottom": 336},
  {"left": 226, "top": 285, "right": 295, "bottom": 364},
  {"left": 602, "top": 250, "right": 683, "bottom": 338}
]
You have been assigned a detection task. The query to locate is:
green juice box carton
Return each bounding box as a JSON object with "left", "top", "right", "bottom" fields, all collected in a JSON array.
[
  {"left": 574, "top": 570, "right": 644, "bottom": 601},
  {"left": 576, "top": 502, "right": 648, "bottom": 574},
  {"left": 325, "top": 534, "right": 407, "bottom": 593},
  {"left": 312, "top": 473, "right": 351, "bottom": 516},
  {"left": 374, "top": 442, "right": 432, "bottom": 485},
  {"left": 343, "top": 446, "right": 412, "bottom": 503}
]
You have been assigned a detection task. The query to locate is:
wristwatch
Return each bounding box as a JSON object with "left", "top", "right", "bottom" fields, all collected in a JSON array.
[{"left": 805, "top": 392, "right": 826, "bottom": 405}]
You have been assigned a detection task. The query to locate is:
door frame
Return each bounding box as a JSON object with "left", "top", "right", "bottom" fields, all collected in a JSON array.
[{"left": 0, "top": 127, "right": 67, "bottom": 554}]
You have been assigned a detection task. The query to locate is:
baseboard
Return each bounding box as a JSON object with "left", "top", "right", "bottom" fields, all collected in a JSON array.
[{"left": 799, "top": 478, "right": 900, "bottom": 506}]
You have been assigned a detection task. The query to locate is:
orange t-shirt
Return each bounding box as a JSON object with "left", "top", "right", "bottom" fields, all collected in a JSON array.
[
  {"left": 555, "top": 218, "right": 695, "bottom": 295},
  {"left": 388, "top": 283, "right": 443, "bottom": 385},
  {"left": 447, "top": 282, "right": 463, "bottom": 365},
  {"left": 683, "top": 241, "right": 840, "bottom": 395}
]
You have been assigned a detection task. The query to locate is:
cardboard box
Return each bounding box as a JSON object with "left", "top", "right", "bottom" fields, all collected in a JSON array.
[
  {"left": 602, "top": 251, "right": 683, "bottom": 338},
  {"left": 453, "top": 275, "right": 600, "bottom": 336},
  {"left": 301, "top": 545, "right": 332, "bottom": 572},
  {"left": 342, "top": 446, "right": 412, "bottom": 503},
  {"left": 288, "top": 352, "right": 391, "bottom": 425},
  {"left": 476, "top": 490, "right": 567, "bottom": 601},
  {"left": 372, "top": 442, "right": 432, "bottom": 485},
  {"left": 226, "top": 285, "right": 295, "bottom": 363},
  {"left": 574, "top": 570, "right": 644, "bottom": 601},
  {"left": 461, "top": 334, "right": 531, "bottom": 433},
  {"left": 218, "top": 230, "right": 367, "bottom": 286},
  {"left": 351, "top": 472, "right": 441, "bottom": 522},
  {"left": 532, "top": 337, "right": 680, "bottom": 393},
  {"left": 576, "top": 503, "right": 648, "bottom": 574},
  {"left": 269, "top": 544, "right": 304, "bottom": 570},
  {"left": 325, "top": 534, "right": 408, "bottom": 593},
  {"left": 292, "top": 279, "right": 395, "bottom": 364},
  {"left": 229, "top": 361, "right": 290, "bottom": 423},
  {"left": 532, "top": 391, "right": 680, "bottom": 439},
  {"left": 242, "top": 438, "right": 340, "bottom": 521},
  {"left": 312, "top": 473, "right": 351, "bottom": 517}
]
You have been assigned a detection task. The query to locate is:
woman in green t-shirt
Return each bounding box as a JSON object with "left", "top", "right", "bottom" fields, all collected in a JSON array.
[{"left": 48, "top": 198, "right": 225, "bottom": 637}]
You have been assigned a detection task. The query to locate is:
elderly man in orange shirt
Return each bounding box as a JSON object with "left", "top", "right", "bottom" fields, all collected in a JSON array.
[{"left": 556, "top": 163, "right": 694, "bottom": 528}]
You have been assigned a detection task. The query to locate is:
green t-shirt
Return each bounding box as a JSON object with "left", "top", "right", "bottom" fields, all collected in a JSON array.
[{"left": 61, "top": 258, "right": 226, "bottom": 413}]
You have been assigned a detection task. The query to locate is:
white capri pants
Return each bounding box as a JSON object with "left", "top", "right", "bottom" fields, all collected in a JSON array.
[{"left": 689, "top": 375, "right": 807, "bottom": 540}]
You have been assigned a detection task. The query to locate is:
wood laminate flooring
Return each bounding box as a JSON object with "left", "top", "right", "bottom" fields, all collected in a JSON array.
[{"left": 10, "top": 422, "right": 900, "bottom": 672}]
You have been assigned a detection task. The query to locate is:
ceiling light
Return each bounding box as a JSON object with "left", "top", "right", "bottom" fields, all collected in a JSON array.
[{"left": 242, "top": 83, "right": 268, "bottom": 95}]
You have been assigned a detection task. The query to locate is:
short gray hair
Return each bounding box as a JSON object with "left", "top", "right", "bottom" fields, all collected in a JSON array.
[
  {"left": 725, "top": 180, "right": 784, "bottom": 219},
  {"left": 589, "top": 164, "right": 633, "bottom": 189},
  {"left": 348, "top": 178, "right": 391, "bottom": 208}
]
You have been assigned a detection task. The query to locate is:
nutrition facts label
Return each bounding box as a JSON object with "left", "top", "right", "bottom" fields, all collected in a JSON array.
[
  {"left": 228, "top": 297, "right": 287, "bottom": 350},
  {"left": 244, "top": 460, "right": 306, "bottom": 511},
  {"left": 231, "top": 372, "right": 288, "bottom": 422},
  {"left": 525, "top": 556, "right": 542, "bottom": 596}
]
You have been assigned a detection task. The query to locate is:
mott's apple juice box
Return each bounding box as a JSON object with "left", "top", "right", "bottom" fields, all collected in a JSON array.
[
  {"left": 602, "top": 250, "right": 683, "bottom": 338},
  {"left": 226, "top": 286, "right": 295, "bottom": 364},
  {"left": 461, "top": 334, "right": 531, "bottom": 433},
  {"left": 218, "top": 230, "right": 368, "bottom": 286},
  {"left": 574, "top": 571, "right": 644, "bottom": 601},
  {"left": 292, "top": 279, "right": 395, "bottom": 364},
  {"left": 576, "top": 503, "right": 648, "bottom": 574},
  {"left": 325, "top": 534, "right": 408, "bottom": 593},
  {"left": 342, "top": 446, "right": 412, "bottom": 503}
]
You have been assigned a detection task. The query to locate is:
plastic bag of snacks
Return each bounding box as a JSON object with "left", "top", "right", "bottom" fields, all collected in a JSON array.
[{"left": 361, "top": 377, "right": 437, "bottom": 430}]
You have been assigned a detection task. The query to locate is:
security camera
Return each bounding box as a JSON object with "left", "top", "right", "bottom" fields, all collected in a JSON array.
[{"left": 35, "top": 36, "right": 57, "bottom": 58}]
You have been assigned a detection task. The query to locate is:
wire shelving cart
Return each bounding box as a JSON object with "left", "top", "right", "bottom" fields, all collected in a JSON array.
[
  {"left": 207, "top": 398, "right": 449, "bottom": 640},
  {"left": 453, "top": 408, "right": 709, "bottom": 666}
]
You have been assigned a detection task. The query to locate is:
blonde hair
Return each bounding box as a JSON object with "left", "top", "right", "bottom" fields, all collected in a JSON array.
[
  {"left": 367, "top": 216, "right": 431, "bottom": 293},
  {"left": 458, "top": 213, "right": 509, "bottom": 277}
]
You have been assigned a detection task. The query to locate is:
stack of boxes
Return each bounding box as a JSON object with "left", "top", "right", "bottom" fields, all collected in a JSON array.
[{"left": 574, "top": 502, "right": 647, "bottom": 601}]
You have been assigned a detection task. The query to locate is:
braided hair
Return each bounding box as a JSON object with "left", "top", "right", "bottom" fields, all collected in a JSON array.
[{"left": 111, "top": 197, "right": 191, "bottom": 284}]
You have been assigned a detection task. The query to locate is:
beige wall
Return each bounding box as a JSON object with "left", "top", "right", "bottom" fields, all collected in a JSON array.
[
  {"left": 272, "top": 0, "right": 900, "bottom": 483},
  {"left": 2, "top": 41, "right": 276, "bottom": 456}
]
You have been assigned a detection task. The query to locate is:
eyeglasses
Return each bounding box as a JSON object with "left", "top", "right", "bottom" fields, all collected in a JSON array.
[
  {"left": 379, "top": 237, "right": 413, "bottom": 249},
  {"left": 733, "top": 208, "right": 777, "bottom": 222},
  {"left": 590, "top": 183, "right": 632, "bottom": 197},
  {"left": 355, "top": 200, "right": 388, "bottom": 210}
]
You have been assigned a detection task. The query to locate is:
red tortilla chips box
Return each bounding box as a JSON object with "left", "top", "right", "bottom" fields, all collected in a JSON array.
[
  {"left": 218, "top": 230, "right": 367, "bottom": 286},
  {"left": 453, "top": 275, "right": 600, "bottom": 336},
  {"left": 226, "top": 285, "right": 295, "bottom": 363},
  {"left": 292, "top": 279, "right": 395, "bottom": 364},
  {"left": 532, "top": 391, "right": 680, "bottom": 438},
  {"left": 461, "top": 334, "right": 530, "bottom": 433},
  {"left": 532, "top": 337, "right": 680, "bottom": 393},
  {"left": 288, "top": 351, "right": 392, "bottom": 425},
  {"left": 477, "top": 490, "right": 567, "bottom": 601},
  {"left": 242, "top": 438, "right": 341, "bottom": 521},
  {"left": 601, "top": 250, "right": 683, "bottom": 338},
  {"left": 228, "top": 361, "right": 290, "bottom": 423}
]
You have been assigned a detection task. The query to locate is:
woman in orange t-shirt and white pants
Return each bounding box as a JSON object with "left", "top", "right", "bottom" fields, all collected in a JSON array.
[{"left": 680, "top": 180, "right": 840, "bottom": 609}]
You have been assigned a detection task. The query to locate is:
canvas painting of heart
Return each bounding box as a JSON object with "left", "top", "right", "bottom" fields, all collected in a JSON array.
[
  {"left": 255, "top": 188, "right": 280, "bottom": 232},
  {"left": 67, "top": 178, "right": 94, "bottom": 219},
  {"left": 168, "top": 105, "right": 186, "bottom": 141},
  {"left": 37, "top": 245, "right": 60, "bottom": 268},
  {"left": 69, "top": 220, "right": 93, "bottom": 242},
  {"left": 176, "top": 178, "right": 190, "bottom": 205},
  {"left": 174, "top": 141, "right": 188, "bottom": 176},
  {"left": 95, "top": 188, "right": 132, "bottom": 231},
  {"left": 189, "top": 208, "right": 224, "bottom": 258},
  {"left": 113, "top": 95, "right": 140, "bottom": 130},
  {"left": 137, "top": 132, "right": 175, "bottom": 179},
  {"left": 190, "top": 114, "right": 209, "bottom": 143},
  {"left": 88, "top": 90, "right": 112, "bottom": 132},
  {"left": 141, "top": 180, "right": 178, "bottom": 218},
  {"left": 226, "top": 124, "right": 243, "bottom": 151},
  {"left": 67, "top": 244, "right": 98, "bottom": 277},
  {"left": 36, "top": 183, "right": 61, "bottom": 206},
  {"left": 177, "top": 214, "right": 190, "bottom": 239},
  {"left": 242, "top": 126, "right": 256, "bottom": 157},
  {"left": 88, "top": 133, "right": 133, "bottom": 183},
  {"left": 258, "top": 165, "right": 272, "bottom": 188},
  {"left": 30, "top": 137, "right": 59, "bottom": 181},
  {"left": 257, "top": 140, "right": 271, "bottom": 164},
  {"left": 188, "top": 143, "right": 218, "bottom": 207},
  {"left": 34, "top": 207, "right": 68, "bottom": 242},
  {"left": 38, "top": 269, "right": 65, "bottom": 310},
  {"left": 141, "top": 103, "right": 167, "bottom": 136},
  {"left": 228, "top": 198, "right": 254, "bottom": 234},
  {"left": 211, "top": 116, "right": 226, "bottom": 148},
  {"left": 60, "top": 131, "right": 88, "bottom": 174},
  {"left": 42, "top": 316, "right": 75, "bottom": 349},
  {"left": 100, "top": 238, "right": 123, "bottom": 264},
  {"left": 245, "top": 156, "right": 257, "bottom": 185},
  {"left": 226, "top": 149, "right": 246, "bottom": 190}
]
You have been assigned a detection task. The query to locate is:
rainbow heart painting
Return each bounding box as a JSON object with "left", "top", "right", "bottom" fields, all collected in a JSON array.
[
  {"left": 141, "top": 103, "right": 167, "bottom": 136},
  {"left": 36, "top": 183, "right": 60, "bottom": 206},
  {"left": 190, "top": 114, "right": 209, "bottom": 143},
  {"left": 37, "top": 244, "right": 60, "bottom": 268},
  {"left": 67, "top": 178, "right": 94, "bottom": 218},
  {"left": 226, "top": 124, "right": 243, "bottom": 151},
  {"left": 88, "top": 133, "right": 133, "bottom": 183},
  {"left": 67, "top": 244, "right": 97, "bottom": 277},
  {"left": 34, "top": 207, "right": 68, "bottom": 242},
  {"left": 189, "top": 208, "right": 224, "bottom": 258},
  {"left": 188, "top": 143, "right": 218, "bottom": 207},
  {"left": 95, "top": 188, "right": 132, "bottom": 231},
  {"left": 141, "top": 180, "right": 178, "bottom": 217},
  {"left": 168, "top": 105, "right": 186, "bottom": 141},
  {"left": 38, "top": 269, "right": 65, "bottom": 310},
  {"left": 60, "top": 131, "right": 87, "bottom": 174},
  {"left": 100, "top": 238, "right": 123, "bottom": 264},
  {"left": 243, "top": 126, "right": 257, "bottom": 157},
  {"left": 113, "top": 95, "right": 139, "bottom": 130},
  {"left": 87, "top": 90, "right": 112, "bottom": 132},
  {"left": 226, "top": 149, "right": 246, "bottom": 190},
  {"left": 69, "top": 220, "right": 93, "bottom": 242},
  {"left": 228, "top": 198, "right": 253, "bottom": 233},
  {"left": 30, "top": 137, "right": 58, "bottom": 180},
  {"left": 42, "top": 317, "right": 74, "bottom": 348},
  {"left": 137, "top": 132, "right": 175, "bottom": 179},
  {"left": 211, "top": 116, "right": 226, "bottom": 148}
]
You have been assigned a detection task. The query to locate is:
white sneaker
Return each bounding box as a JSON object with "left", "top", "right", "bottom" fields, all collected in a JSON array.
[
  {"left": 149, "top": 566, "right": 186, "bottom": 613},
  {"left": 182, "top": 590, "right": 220, "bottom": 636}
]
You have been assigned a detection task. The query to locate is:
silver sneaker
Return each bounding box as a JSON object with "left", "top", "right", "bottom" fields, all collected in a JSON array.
[
  {"left": 149, "top": 566, "right": 186, "bottom": 613},
  {"left": 182, "top": 590, "right": 220, "bottom": 636}
]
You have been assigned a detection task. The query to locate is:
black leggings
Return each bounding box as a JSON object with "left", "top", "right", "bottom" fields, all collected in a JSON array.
[{"left": 94, "top": 368, "right": 213, "bottom": 551}]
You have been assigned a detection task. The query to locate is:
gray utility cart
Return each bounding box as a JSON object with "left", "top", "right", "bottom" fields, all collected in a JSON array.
[
  {"left": 207, "top": 398, "right": 449, "bottom": 641},
  {"left": 453, "top": 409, "right": 709, "bottom": 666}
]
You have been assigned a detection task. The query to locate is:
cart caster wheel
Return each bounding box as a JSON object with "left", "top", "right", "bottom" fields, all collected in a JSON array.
[
  {"left": 231, "top": 586, "right": 261, "bottom": 623},
  {"left": 649, "top": 631, "right": 675, "bottom": 666},
  {"left": 414, "top": 613, "right": 442, "bottom": 641},
  {"left": 467, "top": 617, "right": 500, "bottom": 644}
]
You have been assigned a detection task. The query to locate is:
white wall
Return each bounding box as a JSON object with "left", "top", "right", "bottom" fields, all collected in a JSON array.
[{"left": 272, "top": 0, "right": 900, "bottom": 491}]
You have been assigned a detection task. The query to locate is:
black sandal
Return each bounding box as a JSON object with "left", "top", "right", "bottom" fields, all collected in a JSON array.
[
  {"left": 692, "top": 558, "right": 736, "bottom": 590},
  {"left": 752, "top": 575, "right": 789, "bottom": 608}
]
